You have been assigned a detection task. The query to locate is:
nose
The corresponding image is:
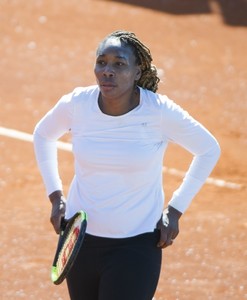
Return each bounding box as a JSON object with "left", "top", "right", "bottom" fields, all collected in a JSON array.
[{"left": 103, "top": 64, "right": 115, "bottom": 77}]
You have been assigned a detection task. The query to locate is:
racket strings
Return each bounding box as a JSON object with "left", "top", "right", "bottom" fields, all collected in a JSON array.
[{"left": 56, "top": 218, "right": 81, "bottom": 275}]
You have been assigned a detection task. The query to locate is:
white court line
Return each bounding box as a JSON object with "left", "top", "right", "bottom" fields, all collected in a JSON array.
[
  {"left": 0, "top": 126, "right": 242, "bottom": 190},
  {"left": 0, "top": 126, "right": 72, "bottom": 151}
]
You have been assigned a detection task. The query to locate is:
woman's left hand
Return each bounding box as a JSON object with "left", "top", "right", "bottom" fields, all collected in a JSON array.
[{"left": 156, "top": 205, "right": 182, "bottom": 248}]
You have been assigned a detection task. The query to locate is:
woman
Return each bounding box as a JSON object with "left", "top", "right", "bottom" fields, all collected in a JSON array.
[{"left": 33, "top": 30, "right": 220, "bottom": 300}]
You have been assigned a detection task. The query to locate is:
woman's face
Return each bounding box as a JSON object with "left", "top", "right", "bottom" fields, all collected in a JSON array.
[{"left": 94, "top": 37, "right": 141, "bottom": 100}]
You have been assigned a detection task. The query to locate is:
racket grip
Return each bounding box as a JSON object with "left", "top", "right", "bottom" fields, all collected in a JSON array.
[{"left": 60, "top": 217, "right": 67, "bottom": 232}]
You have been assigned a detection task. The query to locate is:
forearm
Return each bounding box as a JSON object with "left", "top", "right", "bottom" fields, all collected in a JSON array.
[
  {"left": 168, "top": 142, "right": 221, "bottom": 213},
  {"left": 33, "top": 131, "right": 63, "bottom": 195},
  {"left": 49, "top": 190, "right": 65, "bottom": 203},
  {"left": 166, "top": 205, "right": 182, "bottom": 219}
]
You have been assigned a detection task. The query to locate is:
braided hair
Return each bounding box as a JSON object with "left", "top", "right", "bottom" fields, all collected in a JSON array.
[{"left": 99, "top": 30, "right": 160, "bottom": 92}]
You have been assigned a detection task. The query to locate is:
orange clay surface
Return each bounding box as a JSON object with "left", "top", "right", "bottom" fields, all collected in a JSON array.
[{"left": 0, "top": 1, "right": 246, "bottom": 299}]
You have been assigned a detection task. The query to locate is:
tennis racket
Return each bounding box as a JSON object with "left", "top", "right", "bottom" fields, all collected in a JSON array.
[{"left": 51, "top": 210, "right": 87, "bottom": 285}]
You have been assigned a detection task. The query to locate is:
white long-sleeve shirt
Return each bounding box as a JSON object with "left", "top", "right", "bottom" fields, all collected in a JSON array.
[{"left": 33, "top": 85, "right": 220, "bottom": 238}]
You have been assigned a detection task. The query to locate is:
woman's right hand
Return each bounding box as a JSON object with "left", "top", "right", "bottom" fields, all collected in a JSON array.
[{"left": 49, "top": 190, "right": 66, "bottom": 234}]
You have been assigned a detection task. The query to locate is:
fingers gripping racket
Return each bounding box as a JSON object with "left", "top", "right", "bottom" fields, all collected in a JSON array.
[{"left": 51, "top": 210, "right": 87, "bottom": 285}]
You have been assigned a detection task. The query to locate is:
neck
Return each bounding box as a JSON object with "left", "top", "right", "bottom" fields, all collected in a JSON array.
[{"left": 98, "top": 87, "right": 140, "bottom": 116}]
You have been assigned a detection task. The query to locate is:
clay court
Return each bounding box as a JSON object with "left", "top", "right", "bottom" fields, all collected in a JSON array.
[{"left": 0, "top": 0, "right": 246, "bottom": 299}]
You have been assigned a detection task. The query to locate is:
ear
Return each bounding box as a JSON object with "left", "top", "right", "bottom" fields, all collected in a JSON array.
[{"left": 135, "top": 65, "right": 142, "bottom": 81}]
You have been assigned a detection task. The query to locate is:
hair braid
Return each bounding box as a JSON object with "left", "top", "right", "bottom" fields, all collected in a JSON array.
[{"left": 103, "top": 30, "right": 160, "bottom": 92}]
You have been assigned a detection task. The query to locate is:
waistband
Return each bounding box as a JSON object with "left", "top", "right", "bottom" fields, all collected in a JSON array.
[{"left": 83, "top": 230, "right": 160, "bottom": 248}]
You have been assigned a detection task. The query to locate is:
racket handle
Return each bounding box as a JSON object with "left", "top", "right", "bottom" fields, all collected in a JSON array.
[{"left": 60, "top": 217, "right": 67, "bottom": 232}]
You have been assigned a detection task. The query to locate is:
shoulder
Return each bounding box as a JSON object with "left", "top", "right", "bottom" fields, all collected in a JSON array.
[
  {"left": 72, "top": 85, "right": 99, "bottom": 96},
  {"left": 52, "top": 85, "right": 98, "bottom": 117},
  {"left": 140, "top": 87, "right": 178, "bottom": 112},
  {"left": 66, "top": 85, "right": 99, "bottom": 103},
  {"left": 140, "top": 88, "right": 192, "bottom": 127}
]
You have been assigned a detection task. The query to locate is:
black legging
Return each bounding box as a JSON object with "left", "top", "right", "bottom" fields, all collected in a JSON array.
[{"left": 66, "top": 231, "right": 162, "bottom": 300}]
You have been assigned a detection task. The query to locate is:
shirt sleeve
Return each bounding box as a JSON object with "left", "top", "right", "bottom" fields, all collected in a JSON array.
[
  {"left": 33, "top": 93, "right": 74, "bottom": 196},
  {"left": 161, "top": 96, "right": 221, "bottom": 213}
]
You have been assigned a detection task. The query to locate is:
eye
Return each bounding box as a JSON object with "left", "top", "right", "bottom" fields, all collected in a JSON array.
[
  {"left": 96, "top": 59, "right": 106, "bottom": 66},
  {"left": 115, "top": 61, "right": 125, "bottom": 67}
]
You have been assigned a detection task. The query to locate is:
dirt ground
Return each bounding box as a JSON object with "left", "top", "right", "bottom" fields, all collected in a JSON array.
[{"left": 0, "top": 0, "right": 246, "bottom": 299}]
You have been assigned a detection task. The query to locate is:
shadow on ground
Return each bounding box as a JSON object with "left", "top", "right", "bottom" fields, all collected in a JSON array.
[{"left": 104, "top": 0, "right": 247, "bottom": 26}]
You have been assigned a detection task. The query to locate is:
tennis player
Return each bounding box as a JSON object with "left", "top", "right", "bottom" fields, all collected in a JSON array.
[{"left": 33, "top": 30, "right": 221, "bottom": 300}]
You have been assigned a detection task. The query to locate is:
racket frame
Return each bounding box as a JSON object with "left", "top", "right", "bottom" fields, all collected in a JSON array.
[{"left": 51, "top": 210, "right": 87, "bottom": 285}]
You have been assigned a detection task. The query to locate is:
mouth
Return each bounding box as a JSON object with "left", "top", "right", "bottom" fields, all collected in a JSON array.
[
  {"left": 99, "top": 82, "right": 117, "bottom": 92},
  {"left": 100, "top": 82, "right": 116, "bottom": 88}
]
